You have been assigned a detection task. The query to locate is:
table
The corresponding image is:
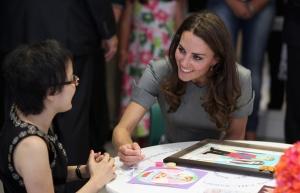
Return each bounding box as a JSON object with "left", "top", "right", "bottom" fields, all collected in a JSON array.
[{"left": 105, "top": 141, "right": 291, "bottom": 193}]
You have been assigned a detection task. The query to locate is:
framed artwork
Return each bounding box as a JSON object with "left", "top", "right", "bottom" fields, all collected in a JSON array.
[
  {"left": 258, "top": 185, "right": 275, "bottom": 193},
  {"left": 163, "top": 139, "right": 286, "bottom": 178}
]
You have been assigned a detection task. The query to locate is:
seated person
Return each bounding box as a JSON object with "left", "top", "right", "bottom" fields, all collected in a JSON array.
[
  {"left": 112, "top": 11, "right": 255, "bottom": 166},
  {"left": 0, "top": 40, "right": 116, "bottom": 193}
]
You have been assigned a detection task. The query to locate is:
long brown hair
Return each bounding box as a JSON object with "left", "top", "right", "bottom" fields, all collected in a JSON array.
[{"left": 161, "top": 11, "right": 241, "bottom": 129}]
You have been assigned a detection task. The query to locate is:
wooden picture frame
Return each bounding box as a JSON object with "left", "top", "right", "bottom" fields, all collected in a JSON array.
[{"left": 163, "top": 139, "right": 286, "bottom": 178}]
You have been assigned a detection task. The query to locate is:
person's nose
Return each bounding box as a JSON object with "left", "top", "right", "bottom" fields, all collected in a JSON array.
[{"left": 180, "top": 55, "right": 190, "bottom": 68}]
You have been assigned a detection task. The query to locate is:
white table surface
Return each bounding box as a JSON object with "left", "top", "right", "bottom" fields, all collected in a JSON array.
[{"left": 105, "top": 141, "right": 291, "bottom": 193}]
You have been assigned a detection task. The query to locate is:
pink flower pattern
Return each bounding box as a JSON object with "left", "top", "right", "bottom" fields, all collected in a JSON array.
[
  {"left": 121, "top": 0, "right": 176, "bottom": 137},
  {"left": 154, "top": 9, "right": 169, "bottom": 22}
]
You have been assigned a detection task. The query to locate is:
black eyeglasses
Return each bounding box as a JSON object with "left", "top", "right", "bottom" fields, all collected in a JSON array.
[{"left": 59, "top": 75, "right": 79, "bottom": 86}]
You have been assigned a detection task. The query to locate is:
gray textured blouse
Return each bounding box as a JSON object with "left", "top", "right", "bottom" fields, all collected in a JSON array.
[{"left": 131, "top": 58, "right": 254, "bottom": 143}]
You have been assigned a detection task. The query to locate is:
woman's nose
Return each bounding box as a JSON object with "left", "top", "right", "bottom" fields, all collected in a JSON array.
[{"left": 181, "top": 55, "right": 190, "bottom": 67}]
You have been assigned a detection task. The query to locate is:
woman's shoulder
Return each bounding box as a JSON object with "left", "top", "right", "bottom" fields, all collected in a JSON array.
[
  {"left": 148, "top": 57, "right": 172, "bottom": 80},
  {"left": 236, "top": 64, "right": 251, "bottom": 84},
  {"left": 236, "top": 64, "right": 251, "bottom": 78}
]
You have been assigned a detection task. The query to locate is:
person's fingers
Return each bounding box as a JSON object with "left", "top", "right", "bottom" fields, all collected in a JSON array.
[
  {"left": 119, "top": 144, "right": 131, "bottom": 153},
  {"left": 110, "top": 156, "right": 115, "bottom": 162},
  {"left": 105, "top": 48, "right": 116, "bottom": 61},
  {"left": 120, "top": 147, "right": 141, "bottom": 156},
  {"left": 94, "top": 152, "right": 101, "bottom": 159},
  {"left": 101, "top": 152, "right": 110, "bottom": 162},
  {"left": 118, "top": 143, "right": 145, "bottom": 166},
  {"left": 95, "top": 154, "right": 104, "bottom": 162},
  {"left": 111, "top": 172, "right": 117, "bottom": 180},
  {"left": 118, "top": 152, "right": 143, "bottom": 164},
  {"left": 103, "top": 152, "right": 110, "bottom": 157},
  {"left": 108, "top": 157, "right": 115, "bottom": 167},
  {"left": 104, "top": 37, "right": 117, "bottom": 61},
  {"left": 89, "top": 150, "right": 95, "bottom": 160},
  {"left": 87, "top": 150, "right": 97, "bottom": 167},
  {"left": 132, "top": 142, "right": 141, "bottom": 150}
]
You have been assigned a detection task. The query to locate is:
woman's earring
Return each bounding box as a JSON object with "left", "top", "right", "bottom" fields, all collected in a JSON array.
[{"left": 210, "top": 63, "right": 218, "bottom": 72}]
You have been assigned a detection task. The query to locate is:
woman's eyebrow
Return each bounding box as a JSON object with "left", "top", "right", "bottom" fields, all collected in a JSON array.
[
  {"left": 178, "top": 43, "right": 206, "bottom": 56},
  {"left": 192, "top": 52, "right": 206, "bottom": 56}
]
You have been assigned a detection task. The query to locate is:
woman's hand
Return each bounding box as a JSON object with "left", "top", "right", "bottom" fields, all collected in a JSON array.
[
  {"left": 87, "top": 150, "right": 116, "bottom": 186},
  {"left": 118, "top": 142, "right": 145, "bottom": 166},
  {"left": 226, "top": 0, "right": 252, "bottom": 19},
  {"left": 103, "top": 35, "right": 118, "bottom": 62}
]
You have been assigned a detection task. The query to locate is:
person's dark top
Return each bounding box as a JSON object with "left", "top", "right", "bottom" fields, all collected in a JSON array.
[
  {"left": 284, "top": 0, "right": 300, "bottom": 47},
  {"left": 0, "top": 0, "right": 116, "bottom": 55},
  {"left": 0, "top": 106, "right": 68, "bottom": 193}
]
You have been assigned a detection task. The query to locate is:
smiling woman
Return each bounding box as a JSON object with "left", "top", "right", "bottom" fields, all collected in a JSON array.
[
  {"left": 174, "top": 31, "right": 217, "bottom": 85},
  {"left": 112, "top": 11, "right": 255, "bottom": 166}
]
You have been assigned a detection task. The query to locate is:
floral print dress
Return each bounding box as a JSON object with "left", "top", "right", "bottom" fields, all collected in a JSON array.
[{"left": 121, "top": 0, "right": 177, "bottom": 137}]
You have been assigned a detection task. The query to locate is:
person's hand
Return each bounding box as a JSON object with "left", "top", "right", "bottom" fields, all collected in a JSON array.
[
  {"left": 87, "top": 150, "right": 116, "bottom": 185},
  {"left": 226, "top": 0, "right": 252, "bottom": 19},
  {"left": 94, "top": 151, "right": 105, "bottom": 162},
  {"left": 81, "top": 151, "right": 106, "bottom": 178},
  {"left": 118, "top": 49, "right": 128, "bottom": 71},
  {"left": 118, "top": 142, "right": 145, "bottom": 166},
  {"left": 103, "top": 35, "right": 118, "bottom": 62}
]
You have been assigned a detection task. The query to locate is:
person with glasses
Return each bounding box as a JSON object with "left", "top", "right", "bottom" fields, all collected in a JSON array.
[{"left": 0, "top": 40, "right": 116, "bottom": 193}]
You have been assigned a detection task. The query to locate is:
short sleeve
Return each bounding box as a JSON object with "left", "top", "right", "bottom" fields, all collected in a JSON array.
[
  {"left": 231, "top": 65, "right": 255, "bottom": 118},
  {"left": 131, "top": 58, "right": 171, "bottom": 110}
]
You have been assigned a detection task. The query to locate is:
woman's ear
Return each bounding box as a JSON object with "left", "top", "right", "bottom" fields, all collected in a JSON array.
[
  {"left": 212, "top": 56, "right": 220, "bottom": 67},
  {"left": 46, "top": 94, "right": 55, "bottom": 102},
  {"left": 46, "top": 89, "right": 57, "bottom": 102}
]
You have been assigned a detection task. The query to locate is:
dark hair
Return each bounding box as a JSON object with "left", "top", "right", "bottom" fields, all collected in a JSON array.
[
  {"left": 161, "top": 11, "right": 241, "bottom": 129},
  {"left": 131, "top": 0, "right": 173, "bottom": 4},
  {"left": 3, "top": 39, "right": 72, "bottom": 115}
]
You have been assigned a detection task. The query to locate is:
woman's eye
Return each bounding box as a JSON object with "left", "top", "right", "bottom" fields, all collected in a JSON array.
[
  {"left": 193, "top": 55, "right": 202, "bottom": 61},
  {"left": 178, "top": 46, "right": 186, "bottom": 54}
]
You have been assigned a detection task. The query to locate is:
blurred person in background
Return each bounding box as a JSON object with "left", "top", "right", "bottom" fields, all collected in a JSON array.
[
  {"left": 207, "top": 0, "right": 275, "bottom": 140},
  {"left": 118, "top": 0, "right": 186, "bottom": 146},
  {"left": 283, "top": 0, "right": 300, "bottom": 144},
  {"left": 266, "top": 0, "right": 285, "bottom": 111}
]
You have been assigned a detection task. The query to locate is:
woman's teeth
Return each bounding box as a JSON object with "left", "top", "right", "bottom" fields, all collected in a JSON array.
[{"left": 181, "top": 67, "right": 192, "bottom": 73}]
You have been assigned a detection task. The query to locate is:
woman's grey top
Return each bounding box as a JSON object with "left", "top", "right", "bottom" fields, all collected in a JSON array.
[{"left": 131, "top": 58, "right": 254, "bottom": 143}]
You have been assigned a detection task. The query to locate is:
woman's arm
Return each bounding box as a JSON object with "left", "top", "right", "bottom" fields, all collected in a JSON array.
[
  {"left": 67, "top": 151, "right": 105, "bottom": 182},
  {"left": 76, "top": 152, "right": 116, "bottom": 193},
  {"left": 174, "top": 0, "right": 186, "bottom": 29},
  {"left": 112, "top": 101, "right": 147, "bottom": 165},
  {"left": 225, "top": 117, "right": 248, "bottom": 140},
  {"left": 66, "top": 165, "right": 89, "bottom": 182},
  {"left": 118, "top": 0, "right": 133, "bottom": 70},
  {"left": 14, "top": 135, "right": 115, "bottom": 193},
  {"left": 13, "top": 136, "right": 55, "bottom": 193}
]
